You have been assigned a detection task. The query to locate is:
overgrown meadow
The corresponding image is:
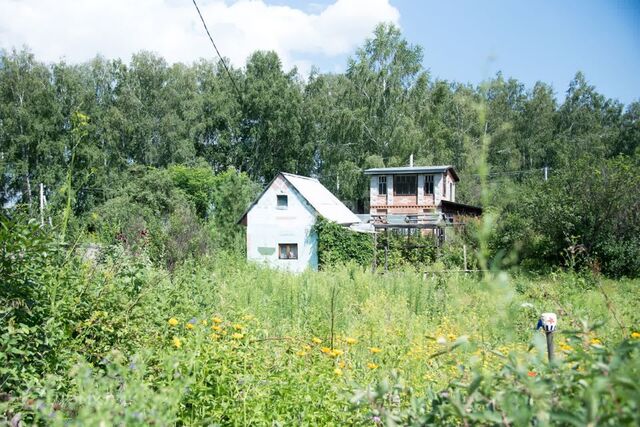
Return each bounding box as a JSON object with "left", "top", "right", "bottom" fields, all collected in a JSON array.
[
  {"left": 2, "top": 21, "right": 640, "bottom": 426},
  {"left": 2, "top": 217, "right": 639, "bottom": 426}
]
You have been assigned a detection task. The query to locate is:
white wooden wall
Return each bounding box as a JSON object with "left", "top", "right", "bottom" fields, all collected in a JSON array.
[{"left": 246, "top": 177, "right": 318, "bottom": 273}]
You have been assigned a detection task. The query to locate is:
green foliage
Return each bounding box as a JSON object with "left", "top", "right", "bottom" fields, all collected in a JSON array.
[
  {"left": 352, "top": 331, "right": 640, "bottom": 426},
  {"left": 1, "top": 222, "right": 639, "bottom": 424},
  {"left": 0, "top": 213, "right": 59, "bottom": 394},
  {"left": 314, "top": 217, "right": 374, "bottom": 267},
  {"left": 209, "top": 167, "right": 261, "bottom": 252},
  {"left": 495, "top": 155, "right": 640, "bottom": 277},
  {"left": 86, "top": 167, "right": 210, "bottom": 269},
  {"left": 1, "top": 24, "right": 638, "bottom": 275},
  {"left": 169, "top": 164, "right": 215, "bottom": 218}
]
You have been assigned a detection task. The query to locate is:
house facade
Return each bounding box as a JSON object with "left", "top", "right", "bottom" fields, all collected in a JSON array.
[
  {"left": 364, "top": 165, "right": 480, "bottom": 225},
  {"left": 239, "top": 172, "right": 361, "bottom": 273}
]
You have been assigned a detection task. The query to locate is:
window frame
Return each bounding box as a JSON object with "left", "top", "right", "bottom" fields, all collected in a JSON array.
[
  {"left": 278, "top": 243, "right": 298, "bottom": 260},
  {"left": 378, "top": 176, "right": 387, "bottom": 195},
  {"left": 276, "top": 194, "right": 288, "bottom": 209},
  {"left": 424, "top": 174, "right": 434, "bottom": 195},
  {"left": 394, "top": 175, "right": 417, "bottom": 196},
  {"left": 443, "top": 174, "right": 447, "bottom": 197}
]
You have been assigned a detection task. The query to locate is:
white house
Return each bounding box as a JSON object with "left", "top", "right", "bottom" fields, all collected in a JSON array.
[{"left": 239, "top": 172, "right": 361, "bottom": 273}]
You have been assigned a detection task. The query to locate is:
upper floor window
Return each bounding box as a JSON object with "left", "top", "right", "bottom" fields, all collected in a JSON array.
[
  {"left": 394, "top": 175, "right": 417, "bottom": 195},
  {"left": 277, "top": 194, "right": 288, "bottom": 209},
  {"left": 443, "top": 175, "right": 447, "bottom": 197},
  {"left": 378, "top": 176, "right": 387, "bottom": 195},
  {"left": 424, "top": 175, "right": 434, "bottom": 194}
]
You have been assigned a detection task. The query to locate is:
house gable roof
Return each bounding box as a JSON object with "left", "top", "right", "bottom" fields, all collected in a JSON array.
[
  {"left": 364, "top": 165, "right": 459, "bottom": 182},
  {"left": 238, "top": 172, "right": 361, "bottom": 225}
]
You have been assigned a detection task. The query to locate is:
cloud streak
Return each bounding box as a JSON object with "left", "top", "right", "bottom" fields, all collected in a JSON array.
[{"left": 0, "top": 0, "right": 400, "bottom": 74}]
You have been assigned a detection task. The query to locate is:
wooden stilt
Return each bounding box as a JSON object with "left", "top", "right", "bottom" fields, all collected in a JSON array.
[{"left": 372, "top": 232, "right": 377, "bottom": 272}]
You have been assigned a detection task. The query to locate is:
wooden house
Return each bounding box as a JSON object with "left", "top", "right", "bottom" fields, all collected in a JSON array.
[
  {"left": 364, "top": 165, "right": 481, "bottom": 228},
  {"left": 239, "top": 172, "right": 362, "bottom": 272}
]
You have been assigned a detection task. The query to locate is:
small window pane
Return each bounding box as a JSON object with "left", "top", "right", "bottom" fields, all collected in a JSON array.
[
  {"left": 278, "top": 243, "right": 298, "bottom": 260},
  {"left": 277, "top": 194, "right": 288, "bottom": 208},
  {"left": 424, "top": 175, "right": 434, "bottom": 194},
  {"left": 378, "top": 176, "right": 387, "bottom": 195}
]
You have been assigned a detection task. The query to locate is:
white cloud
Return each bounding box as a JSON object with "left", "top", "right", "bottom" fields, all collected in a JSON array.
[{"left": 0, "top": 0, "right": 400, "bottom": 75}]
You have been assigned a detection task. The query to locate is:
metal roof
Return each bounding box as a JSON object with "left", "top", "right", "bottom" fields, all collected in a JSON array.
[
  {"left": 281, "top": 172, "right": 361, "bottom": 225},
  {"left": 363, "top": 165, "right": 459, "bottom": 181}
]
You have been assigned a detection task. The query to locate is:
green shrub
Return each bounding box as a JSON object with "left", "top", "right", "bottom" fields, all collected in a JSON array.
[{"left": 314, "top": 217, "right": 374, "bottom": 267}]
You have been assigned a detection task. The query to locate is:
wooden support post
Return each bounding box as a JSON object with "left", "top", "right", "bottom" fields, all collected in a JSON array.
[
  {"left": 463, "top": 244, "right": 467, "bottom": 272},
  {"left": 538, "top": 313, "right": 557, "bottom": 364},
  {"left": 546, "top": 331, "right": 555, "bottom": 363},
  {"left": 384, "top": 228, "right": 389, "bottom": 272},
  {"left": 372, "top": 232, "right": 377, "bottom": 272}
]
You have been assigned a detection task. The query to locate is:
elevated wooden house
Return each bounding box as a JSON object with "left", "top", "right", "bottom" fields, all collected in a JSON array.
[{"left": 364, "top": 165, "right": 481, "bottom": 230}]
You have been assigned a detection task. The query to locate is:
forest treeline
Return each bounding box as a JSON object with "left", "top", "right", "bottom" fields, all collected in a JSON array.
[{"left": 1, "top": 24, "right": 639, "bottom": 276}]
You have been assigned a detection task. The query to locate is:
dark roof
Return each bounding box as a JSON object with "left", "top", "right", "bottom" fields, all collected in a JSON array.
[
  {"left": 364, "top": 165, "right": 459, "bottom": 182},
  {"left": 440, "top": 200, "right": 482, "bottom": 216}
]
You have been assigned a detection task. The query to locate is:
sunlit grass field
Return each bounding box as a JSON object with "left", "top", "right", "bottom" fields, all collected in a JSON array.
[{"left": 16, "top": 252, "right": 638, "bottom": 425}]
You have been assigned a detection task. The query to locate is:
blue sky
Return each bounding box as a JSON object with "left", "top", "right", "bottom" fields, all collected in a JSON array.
[{"left": 279, "top": 0, "right": 640, "bottom": 105}]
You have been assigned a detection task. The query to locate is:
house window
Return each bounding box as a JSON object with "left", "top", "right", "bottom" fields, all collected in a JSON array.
[
  {"left": 450, "top": 183, "right": 453, "bottom": 200},
  {"left": 277, "top": 194, "right": 288, "bottom": 209},
  {"left": 279, "top": 243, "right": 298, "bottom": 260},
  {"left": 378, "top": 176, "right": 387, "bottom": 195},
  {"left": 394, "top": 175, "right": 417, "bottom": 195},
  {"left": 443, "top": 175, "right": 447, "bottom": 197},
  {"left": 424, "top": 175, "right": 434, "bottom": 194}
]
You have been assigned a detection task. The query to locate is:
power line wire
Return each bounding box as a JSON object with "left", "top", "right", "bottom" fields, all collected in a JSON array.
[{"left": 191, "top": 0, "right": 243, "bottom": 104}]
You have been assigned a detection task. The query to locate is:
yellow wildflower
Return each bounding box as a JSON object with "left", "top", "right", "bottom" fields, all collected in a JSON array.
[
  {"left": 312, "top": 337, "right": 322, "bottom": 344},
  {"left": 296, "top": 350, "right": 307, "bottom": 357},
  {"left": 338, "top": 361, "right": 346, "bottom": 368},
  {"left": 211, "top": 325, "right": 222, "bottom": 332},
  {"left": 168, "top": 318, "right": 179, "bottom": 327},
  {"left": 590, "top": 337, "right": 602, "bottom": 346},
  {"left": 186, "top": 323, "right": 194, "bottom": 330},
  {"left": 172, "top": 337, "right": 182, "bottom": 348},
  {"left": 559, "top": 343, "right": 573, "bottom": 352},
  {"left": 212, "top": 317, "right": 223, "bottom": 324},
  {"left": 210, "top": 333, "right": 220, "bottom": 340},
  {"left": 631, "top": 332, "right": 640, "bottom": 339},
  {"left": 232, "top": 333, "right": 244, "bottom": 340},
  {"left": 345, "top": 337, "right": 358, "bottom": 345},
  {"left": 233, "top": 324, "right": 244, "bottom": 331},
  {"left": 369, "top": 347, "right": 382, "bottom": 354},
  {"left": 303, "top": 345, "right": 311, "bottom": 351},
  {"left": 334, "top": 368, "right": 343, "bottom": 376},
  {"left": 448, "top": 334, "right": 456, "bottom": 341},
  {"left": 320, "top": 347, "right": 331, "bottom": 354},
  {"left": 330, "top": 349, "right": 344, "bottom": 357},
  {"left": 201, "top": 319, "right": 208, "bottom": 326},
  {"left": 367, "top": 362, "right": 379, "bottom": 370}
]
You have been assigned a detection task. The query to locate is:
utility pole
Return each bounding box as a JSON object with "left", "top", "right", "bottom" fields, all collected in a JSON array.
[
  {"left": 543, "top": 166, "right": 548, "bottom": 182},
  {"left": 39, "top": 183, "right": 45, "bottom": 227}
]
